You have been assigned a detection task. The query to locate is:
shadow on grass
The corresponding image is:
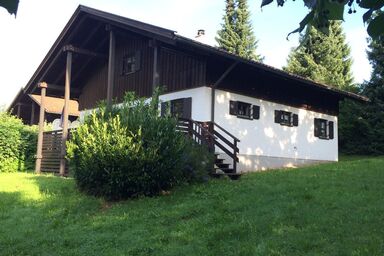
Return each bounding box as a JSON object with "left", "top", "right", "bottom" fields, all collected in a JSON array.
[{"left": 1, "top": 158, "right": 384, "bottom": 256}]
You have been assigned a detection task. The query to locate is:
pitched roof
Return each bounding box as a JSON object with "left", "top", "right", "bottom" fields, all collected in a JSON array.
[
  {"left": 29, "top": 94, "right": 79, "bottom": 116},
  {"left": 22, "top": 5, "right": 368, "bottom": 103}
]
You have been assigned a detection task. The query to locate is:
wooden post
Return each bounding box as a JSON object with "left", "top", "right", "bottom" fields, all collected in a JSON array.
[
  {"left": 35, "top": 82, "right": 48, "bottom": 174},
  {"left": 30, "top": 102, "right": 35, "bottom": 125},
  {"left": 59, "top": 50, "right": 72, "bottom": 176},
  {"left": 210, "top": 62, "right": 238, "bottom": 123},
  {"left": 152, "top": 41, "right": 159, "bottom": 92},
  {"left": 106, "top": 28, "right": 115, "bottom": 107}
]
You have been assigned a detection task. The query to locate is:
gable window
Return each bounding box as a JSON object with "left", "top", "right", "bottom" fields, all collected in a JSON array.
[
  {"left": 161, "top": 97, "right": 192, "bottom": 119},
  {"left": 122, "top": 50, "right": 141, "bottom": 75},
  {"left": 274, "top": 110, "right": 298, "bottom": 127},
  {"left": 229, "top": 100, "right": 260, "bottom": 120},
  {"left": 314, "top": 118, "right": 334, "bottom": 140}
]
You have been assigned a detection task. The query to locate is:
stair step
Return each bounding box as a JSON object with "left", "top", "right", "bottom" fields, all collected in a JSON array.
[
  {"left": 215, "top": 167, "right": 235, "bottom": 174},
  {"left": 215, "top": 163, "right": 230, "bottom": 168},
  {"left": 214, "top": 158, "right": 224, "bottom": 164}
]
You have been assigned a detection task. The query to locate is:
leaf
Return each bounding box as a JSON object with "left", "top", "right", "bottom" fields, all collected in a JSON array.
[
  {"left": 286, "top": 10, "right": 315, "bottom": 40},
  {"left": 304, "top": 0, "right": 317, "bottom": 9},
  {"left": 260, "top": 0, "right": 274, "bottom": 8},
  {"left": 323, "top": 1, "right": 346, "bottom": 20},
  {"left": 367, "top": 12, "right": 384, "bottom": 39},
  {"left": 359, "top": 0, "right": 384, "bottom": 10},
  {"left": 363, "top": 9, "right": 374, "bottom": 23},
  {"left": 0, "top": 0, "right": 19, "bottom": 16}
]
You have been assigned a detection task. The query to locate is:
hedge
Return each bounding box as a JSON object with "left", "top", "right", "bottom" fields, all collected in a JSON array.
[{"left": 0, "top": 111, "right": 37, "bottom": 172}]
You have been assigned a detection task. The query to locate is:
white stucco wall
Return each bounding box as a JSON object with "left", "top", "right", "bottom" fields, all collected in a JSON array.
[
  {"left": 214, "top": 89, "right": 338, "bottom": 163},
  {"left": 159, "top": 87, "right": 212, "bottom": 121},
  {"left": 81, "top": 86, "right": 338, "bottom": 171},
  {"left": 159, "top": 86, "right": 338, "bottom": 171}
]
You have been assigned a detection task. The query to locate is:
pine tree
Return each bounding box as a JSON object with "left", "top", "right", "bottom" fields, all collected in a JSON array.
[
  {"left": 216, "top": 0, "right": 262, "bottom": 61},
  {"left": 284, "top": 21, "right": 353, "bottom": 90},
  {"left": 339, "top": 33, "right": 384, "bottom": 155},
  {"left": 359, "top": 28, "right": 384, "bottom": 154}
]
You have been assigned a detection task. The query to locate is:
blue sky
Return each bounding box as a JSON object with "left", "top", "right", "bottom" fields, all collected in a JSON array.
[{"left": 0, "top": 0, "right": 371, "bottom": 107}]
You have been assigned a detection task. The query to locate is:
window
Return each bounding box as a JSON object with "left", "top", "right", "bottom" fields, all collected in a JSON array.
[
  {"left": 161, "top": 97, "right": 192, "bottom": 119},
  {"left": 229, "top": 101, "right": 260, "bottom": 120},
  {"left": 122, "top": 50, "right": 141, "bottom": 75},
  {"left": 314, "top": 118, "right": 334, "bottom": 140},
  {"left": 274, "top": 110, "right": 299, "bottom": 127}
]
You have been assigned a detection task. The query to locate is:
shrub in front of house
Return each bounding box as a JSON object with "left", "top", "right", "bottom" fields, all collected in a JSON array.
[
  {"left": 0, "top": 111, "right": 37, "bottom": 172},
  {"left": 67, "top": 90, "right": 212, "bottom": 200}
]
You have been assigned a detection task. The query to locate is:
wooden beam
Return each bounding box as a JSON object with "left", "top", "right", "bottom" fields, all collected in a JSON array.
[
  {"left": 52, "top": 23, "right": 103, "bottom": 85},
  {"left": 35, "top": 82, "right": 48, "bottom": 174},
  {"left": 106, "top": 29, "right": 116, "bottom": 107},
  {"left": 30, "top": 102, "right": 35, "bottom": 125},
  {"left": 63, "top": 44, "right": 107, "bottom": 59},
  {"left": 71, "top": 36, "right": 108, "bottom": 84},
  {"left": 59, "top": 51, "right": 72, "bottom": 176},
  {"left": 211, "top": 61, "right": 238, "bottom": 123},
  {"left": 44, "top": 83, "right": 81, "bottom": 94}
]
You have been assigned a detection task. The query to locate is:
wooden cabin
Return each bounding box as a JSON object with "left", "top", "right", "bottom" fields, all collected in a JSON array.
[{"left": 13, "top": 5, "right": 367, "bottom": 174}]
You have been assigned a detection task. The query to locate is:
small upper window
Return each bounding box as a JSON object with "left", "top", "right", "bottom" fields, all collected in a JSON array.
[
  {"left": 275, "top": 110, "right": 298, "bottom": 127},
  {"left": 122, "top": 50, "right": 141, "bottom": 75},
  {"left": 229, "top": 101, "right": 259, "bottom": 120},
  {"left": 314, "top": 118, "right": 334, "bottom": 140}
]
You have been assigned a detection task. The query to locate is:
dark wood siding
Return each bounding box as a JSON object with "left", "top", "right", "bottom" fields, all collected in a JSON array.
[
  {"left": 78, "top": 62, "right": 108, "bottom": 110},
  {"left": 78, "top": 35, "right": 154, "bottom": 110},
  {"left": 113, "top": 36, "right": 153, "bottom": 101},
  {"left": 159, "top": 47, "right": 206, "bottom": 93}
]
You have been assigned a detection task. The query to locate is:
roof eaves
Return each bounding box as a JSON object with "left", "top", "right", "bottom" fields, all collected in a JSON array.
[{"left": 175, "top": 35, "right": 369, "bottom": 103}]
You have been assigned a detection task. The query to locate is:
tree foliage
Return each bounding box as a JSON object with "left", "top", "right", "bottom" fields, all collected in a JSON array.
[
  {"left": 216, "top": 0, "right": 263, "bottom": 61},
  {"left": 339, "top": 12, "right": 384, "bottom": 155},
  {"left": 0, "top": 0, "right": 19, "bottom": 16},
  {"left": 0, "top": 111, "right": 37, "bottom": 172},
  {"left": 260, "top": 0, "right": 384, "bottom": 39},
  {"left": 67, "top": 89, "right": 213, "bottom": 200},
  {"left": 284, "top": 21, "right": 354, "bottom": 90}
]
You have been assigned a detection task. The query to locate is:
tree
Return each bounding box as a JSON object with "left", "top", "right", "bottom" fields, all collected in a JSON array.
[
  {"left": 260, "top": 0, "right": 384, "bottom": 40},
  {"left": 216, "top": 0, "right": 263, "bottom": 61},
  {"left": 339, "top": 11, "right": 384, "bottom": 154},
  {"left": 284, "top": 21, "right": 353, "bottom": 90},
  {"left": 0, "top": 0, "right": 19, "bottom": 16}
]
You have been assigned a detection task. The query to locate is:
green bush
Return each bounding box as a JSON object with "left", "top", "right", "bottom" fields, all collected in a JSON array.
[
  {"left": 67, "top": 89, "right": 212, "bottom": 200},
  {"left": 0, "top": 111, "right": 37, "bottom": 172}
]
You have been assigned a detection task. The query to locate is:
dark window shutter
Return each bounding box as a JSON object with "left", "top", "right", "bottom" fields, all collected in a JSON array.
[
  {"left": 314, "top": 118, "right": 320, "bottom": 137},
  {"left": 328, "top": 121, "right": 334, "bottom": 139},
  {"left": 161, "top": 102, "right": 168, "bottom": 117},
  {"left": 182, "top": 97, "right": 192, "bottom": 119},
  {"left": 135, "top": 50, "right": 141, "bottom": 71},
  {"left": 274, "top": 110, "right": 281, "bottom": 123},
  {"left": 292, "top": 114, "right": 299, "bottom": 126},
  {"left": 229, "top": 101, "right": 238, "bottom": 115},
  {"left": 252, "top": 105, "right": 260, "bottom": 120}
]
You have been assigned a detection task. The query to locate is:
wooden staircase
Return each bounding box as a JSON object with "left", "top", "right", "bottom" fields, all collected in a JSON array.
[{"left": 177, "top": 118, "right": 241, "bottom": 180}]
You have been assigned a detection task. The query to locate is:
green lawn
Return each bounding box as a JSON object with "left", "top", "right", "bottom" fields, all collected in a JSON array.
[{"left": 1, "top": 157, "right": 383, "bottom": 256}]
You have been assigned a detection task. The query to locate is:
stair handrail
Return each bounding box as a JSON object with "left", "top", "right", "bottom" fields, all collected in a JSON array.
[
  {"left": 211, "top": 122, "right": 240, "bottom": 142},
  {"left": 177, "top": 118, "right": 240, "bottom": 173}
]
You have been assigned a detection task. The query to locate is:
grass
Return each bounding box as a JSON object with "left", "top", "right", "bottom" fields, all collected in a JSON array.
[{"left": 1, "top": 157, "right": 383, "bottom": 256}]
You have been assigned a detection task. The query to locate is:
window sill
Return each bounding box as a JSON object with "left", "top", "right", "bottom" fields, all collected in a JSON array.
[
  {"left": 236, "top": 114, "right": 253, "bottom": 120},
  {"left": 279, "top": 122, "right": 293, "bottom": 127}
]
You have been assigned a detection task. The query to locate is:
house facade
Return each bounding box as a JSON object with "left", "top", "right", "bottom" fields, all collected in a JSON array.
[{"left": 12, "top": 5, "right": 367, "bottom": 174}]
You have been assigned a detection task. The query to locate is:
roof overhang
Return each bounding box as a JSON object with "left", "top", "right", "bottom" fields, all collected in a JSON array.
[{"left": 20, "top": 4, "right": 368, "bottom": 105}]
